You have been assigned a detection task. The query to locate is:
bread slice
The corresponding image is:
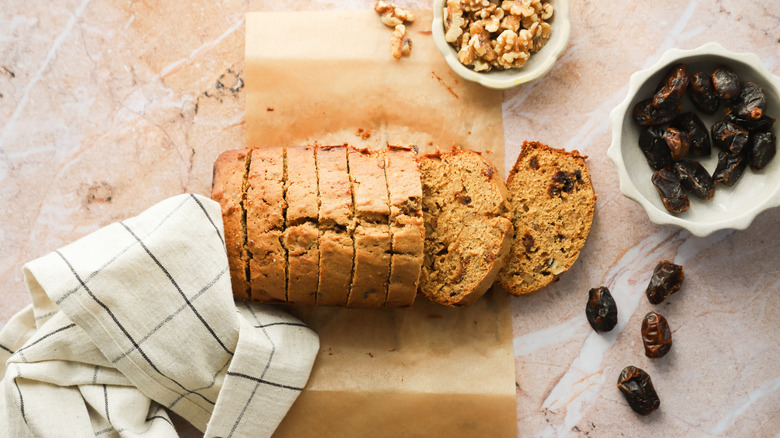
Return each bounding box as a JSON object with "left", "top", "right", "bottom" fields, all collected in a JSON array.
[
  {"left": 346, "top": 148, "right": 391, "bottom": 308},
  {"left": 418, "top": 150, "right": 513, "bottom": 307},
  {"left": 383, "top": 145, "right": 424, "bottom": 308},
  {"left": 316, "top": 145, "right": 354, "bottom": 306},
  {"left": 498, "top": 141, "right": 596, "bottom": 295},
  {"left": 284, "top": 146, "right": 319, "bottom": 305},
  {"left": 246, "top": 147, "right": 287, "bottom": 303},
  {"left": 211, "top": 149, "right": 251, "bottom": 301}
]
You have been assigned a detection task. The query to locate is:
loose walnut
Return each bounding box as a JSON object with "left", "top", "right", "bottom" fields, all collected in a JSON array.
[
  {"left": 444, "top": 0, "right": 554, "bottom": 71},
  {"left": 391, "top": 24, "right": 413, "bottom": 60},
  {"left": 494, "top": 29, "right": 530, "bottom": 69},
  {"left": 462, "top": 0, "right": 492, "bottom": 12},
  {"left": 468, "top": 22, "right": 496, "bottom": 61},
  {"left": 444, "top": 0, "right": 468, "bottom": 43},
  {"left": 374, "top": 1, "right": 416, "bottom": 28}
]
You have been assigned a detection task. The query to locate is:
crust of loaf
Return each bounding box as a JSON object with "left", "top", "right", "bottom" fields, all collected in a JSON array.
[
  {"left": 211, "top": 149, "right": 251, "bottom": 301},
  {"left": 247, "top": 147, "right": 287, "bottom": 303},
  {"left": 498, "top": 141, "right": 596, "bottom": 296},
  {"left": 346, "top": 148, "right": 391, "bottom": 308},
  {"left": 419, "top": 149, "right": 513, "bottom": 307},
  {"left": 285, "top": 146, "right": 319, "bottom": 304},
  {"left": 316, "top": 146, "right": 354, "bottom": 306}
]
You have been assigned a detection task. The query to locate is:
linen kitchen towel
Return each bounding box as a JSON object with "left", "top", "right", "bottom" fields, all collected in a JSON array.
[{"left": 0, "top": 193, "right": 319, "bottom": 437}]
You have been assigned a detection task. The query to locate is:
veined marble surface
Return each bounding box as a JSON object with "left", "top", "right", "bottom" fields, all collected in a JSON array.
[{"left": 1, "top": 0, "right": 778, "bottom": 436}]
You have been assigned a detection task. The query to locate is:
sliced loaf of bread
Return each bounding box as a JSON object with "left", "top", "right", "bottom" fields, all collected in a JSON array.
[
  {"left": 346, "top": 147, "right": 392, "bottom": 308},
  {"left": 383, "top": 145, "right": 424, "bottom": 308},
  {"left": 316, "top": 145, "right": 354, "bottom": 306},
  {"left": 418, "top": 150, "right": 513, "bottom": 307},
  {"left": 211, "top": 149, "right": 251, "bottom": 301},
  {"left": 284, "top": 145, "right": 319, "bottom": 305},
  {"left": 498, "top": 141, "right": 596, "bottom": 295},
  {"left": 246, "top": 147, "right": 287, "bottom": 303}
]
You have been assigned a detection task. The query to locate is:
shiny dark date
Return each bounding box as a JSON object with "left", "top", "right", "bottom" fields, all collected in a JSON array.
[
  {"left": 651, "top": 169, "right": 689, "bottom": 213},
  {"left": 651, "top": 64, "right": 689, "bottom": 111},
  {"left": 633, "top": 99, "right": 680, "bottom": 126},
  {"left": 639, "top": 126, "right": 675, "bottom": 170},
  {"left": 674, "top": 159, "right": 714, "bottom": 200},
  {"left": 713, "top": 150, "right": 747, "bottom": 186},
  {"left": 749, "top": 131, "right": 776, "bottom": 171},
  {"left": 725, "top": 112, "right": 775, "bottom": 132},
  {"left": 617, "top": 366, "right": 660, "bottom": 416},
  {"left": 671, "top": 112, "right": 711, "bottom": 157},
  {"left": 712, "top": 66, "right": 740, "bottom": 101},
  {"left": 687, "top": 71, "right": 720, "bottom": 114},
  {"left": 586, "top": 287, "right": 618, "bottom": 333},
  {"left": 645, "top": 261, "right": 684, "bottom": 304},
  {"left": 734, "top": 81, "right": 767, "bottom": 121},
  {"left": 641, "top": 311, "right": 673, "bottom": 358},
  {"left": 662, "top": 127, "right": 691, "bottom": 161},
  {"left": 711, "top": 120, "right": 749, "bottom": 154}
]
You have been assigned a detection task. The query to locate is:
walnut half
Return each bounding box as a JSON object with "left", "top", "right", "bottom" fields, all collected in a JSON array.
[
  {"left": 374, "top": 1, "right": 416, "bottom": 27},
  {"left": 391, "top": 24, "right": 413, "bottom": 60}
]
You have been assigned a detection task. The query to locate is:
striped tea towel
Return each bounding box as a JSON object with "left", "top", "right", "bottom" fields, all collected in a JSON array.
[{"left": 0, "top": 194, "right": 319, "bottom": 437}]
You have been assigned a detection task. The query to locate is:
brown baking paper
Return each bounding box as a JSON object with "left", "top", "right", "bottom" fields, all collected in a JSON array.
[{"left": 246, "top": 10, "right": 515, "bottom": 437}]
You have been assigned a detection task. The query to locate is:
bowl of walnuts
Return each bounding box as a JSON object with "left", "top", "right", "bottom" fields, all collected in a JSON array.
[
  {"left": 432, "top": 0, "right": 571, "bottom": 89},
  {"left": 608, "top": 42, "right": 780, "bottom": 237}
]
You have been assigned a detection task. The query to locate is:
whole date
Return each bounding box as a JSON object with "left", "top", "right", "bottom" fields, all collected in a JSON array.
[{"left": 617, "top": 366, "right": 660, "bottom": 415}]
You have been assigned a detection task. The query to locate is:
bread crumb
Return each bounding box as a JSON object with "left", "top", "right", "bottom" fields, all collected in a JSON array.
[{"left": 355, "top": 128, "right": 372, "bottom": 140}]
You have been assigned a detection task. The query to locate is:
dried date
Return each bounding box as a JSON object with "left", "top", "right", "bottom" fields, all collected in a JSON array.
[
  {"left": 586, "top": 287, "right": 618, "bottom": 333},
  {"left": 662, "top": 127, "right": 691, "bottom": 161},
  {"left": 712, "top": 66, "right": 740, "bottom": 101},
  {"left": 645, "top": 261, "right": 684, "bottom": 304},
  {"left": 617, "top": 366, "right": 660, "bottom": 415},
  {"left": 674, "top": 159, "right": 714, "bottom": 200},
  {"left": 687, "top": 71, "right": 720, "bottom": 114},
  {"left": 641, "top": 311, "right": 673, "bottom": 358},
  {"left": 638, "top": 126, "right": 675, "bottom": 170},
  {"left": 651, "top": 169, "right": 689, "bottom": 213},
  {"left": 713, "top": 150, "right": 747, "bottom": 186},
  {"left": 749, "top": 131, "right": 776, "bottom": 171},
  {"left": 651, "top": 64, "right": 689, "bottom": 111},
  {"left": 734, "top": 81, "right": 767, "bottom": 121},
  {"left": 633, "top": 99, "right": 680, "bottom": 126},
  {"left": 711, "top": 120, "right": 749, "bottom": 154},
  {"left": 725, "top": 112, "right": 775, "bottom": 132},
  {"left": 671, "top": 112, "right": 711, "bottom": 157}
]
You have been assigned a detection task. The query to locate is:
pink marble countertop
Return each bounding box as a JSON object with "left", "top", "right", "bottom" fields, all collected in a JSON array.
[{"left": 1, "top": 0, "right": 779, "bottom": 436}]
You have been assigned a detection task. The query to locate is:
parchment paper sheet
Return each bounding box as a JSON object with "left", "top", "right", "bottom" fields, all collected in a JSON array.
[{"left": 246, "top": 10, "right": 516, "bottom": 437}]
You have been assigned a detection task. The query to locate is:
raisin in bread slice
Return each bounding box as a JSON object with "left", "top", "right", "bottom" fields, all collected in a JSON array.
[
  {"left": 498, "top": 141, "right": 596, "bottom": 295},
  {"left": 284, "top": 146, "right": 319, "bottom": 305},
  {"left": 345, "top": 148, "right": 392, "bottom": 308},
  {"left": 246, "top": 147, "right": 287, "bottom": 303},
  {"left": 211, "top": 149, "right": 251, "bottom": 301},
  {"left": 316, "top": 145, "right": 355, "bottom": 306},
  {"left": 419, "top": 150, "right": 513, "bottom": 307},
  {"left": 383, "top": 145, "right": 424, "bottom": 308}
]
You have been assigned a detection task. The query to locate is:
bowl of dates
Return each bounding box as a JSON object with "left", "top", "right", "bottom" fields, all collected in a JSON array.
[
  {"left": 608, "top": 43, "right": 780, "bottom": 237},
  {"left": 432, "top": 0, "right": 571, "bottom": 89}
]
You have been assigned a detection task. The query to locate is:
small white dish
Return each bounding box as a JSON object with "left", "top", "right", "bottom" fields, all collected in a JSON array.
[
  {"left": 431, "top": 0, "right": 571, "bottom": 89},
  {"left": 607, "top": 42, "right": 780, "bottom": 237}
]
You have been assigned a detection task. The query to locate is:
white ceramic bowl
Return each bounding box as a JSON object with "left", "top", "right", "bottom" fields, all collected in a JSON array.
[
  {"left": 431, "top": 0, "right": 571, "bottom": 89},
  {"left": 607, "top": 42, "right": 780, "bottom": 237}
]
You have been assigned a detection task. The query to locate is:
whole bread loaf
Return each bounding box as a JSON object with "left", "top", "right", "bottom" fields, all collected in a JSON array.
[{"left": 498, "top": 141, "right": 596, "bottom": 295}]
